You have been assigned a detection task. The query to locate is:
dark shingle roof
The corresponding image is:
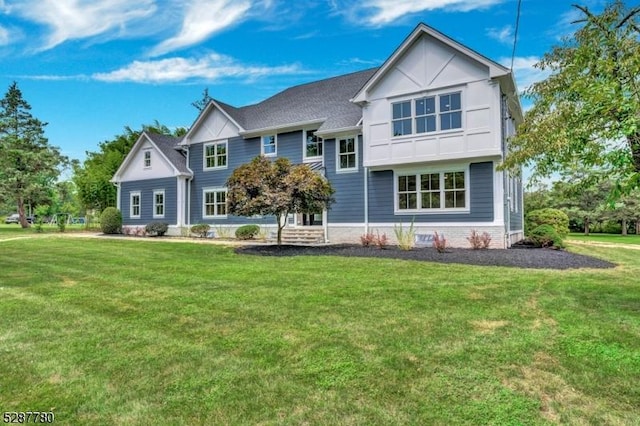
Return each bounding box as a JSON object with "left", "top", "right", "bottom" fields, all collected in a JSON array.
[
  {"left": 215, "top": 68, "right": 378, "bottom": 133},
  {"left": 145, "top": 132, "right": 191, "bottom": 175}
]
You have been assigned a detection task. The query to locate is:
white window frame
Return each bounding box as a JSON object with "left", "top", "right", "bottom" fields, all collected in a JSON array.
[
  {"left": 153, "top": 189, "right": 165, "bottom": 219},
  {"left": 143, "top": 150, "right": 151, "bottom": 168},
  {"left": 261, "top": 135, "right": 277, "bottom": 157},
  {"left": 391, "top": 89, "right": 464, "bottom": 138},
  {"left": 336, "top": 135, "right": 358, "bottom": 173},
  {"left": 130, "top": 191, "right": 141, "bottom": 219},
  {"left": 303, "top": 129, "right": 322, "bottom": 162},
  {"left": 202, "top": 187, "right": 228, "bottom": 219},
  {"left": 393, "top": 165, "right": 470, "bottom": 214},
  {"left": 203, "top": 141, "right": 228, "bottom": 170}
]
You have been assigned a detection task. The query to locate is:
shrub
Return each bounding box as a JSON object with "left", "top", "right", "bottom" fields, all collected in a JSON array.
[
  {"left": 467, "top": 230, "right": 492, "bottom": 249},
  {"left": 145, "top": 222, "right": 169, "bottom": 237},
  {"left": 375, "top": 231, "right": 389, "bottom": 249},
  {"left": 529, "top": 224, "right": 565, "bottom": 249},
  {"left": 190, "top": 223, "right": 210, "bottom": 238},
  {"left": 235, "top": 224, "right": 260, "bottom": 240},
  {"left": 394, "top": 219, "right": 415, "bottom": 251},
  {"left": 526, "top": 208, "right": 569, "bottom": 238},
  {"left": 57, "top": 219, "right": 66, "bottom": 233},
  {"left": 360, "top": 232, "right": 375, "bottom": 247},
  {"left": 601, "top": 220, "right": 622, "bottom": 234},
  {"left": 100, "top": 207, "right": 122, "bottom": 234},
  {"left": 215, "top": 225, "right": 231, "bottom": 239},
  {"left": 433, "top": 232, "right": 447, "bottom": 253}
]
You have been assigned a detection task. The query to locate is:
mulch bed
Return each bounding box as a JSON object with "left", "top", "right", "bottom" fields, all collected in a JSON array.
[{"left": 236, "top": 244, "right": 616, "bottom": 270}]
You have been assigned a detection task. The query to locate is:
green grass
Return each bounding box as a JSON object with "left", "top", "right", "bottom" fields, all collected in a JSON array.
[
  {"left": 1, "top": 233, "right": 639, "bottom": 424},
  {"left": 568, "top": 232, "right": 640, "bottom": 245}
]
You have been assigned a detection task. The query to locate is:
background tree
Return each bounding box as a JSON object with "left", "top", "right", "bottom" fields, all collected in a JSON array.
[
  {"left": 503, "top": 1, "right": 640, "bottom": 198},
  {"left": 73, "top": 121, "right": 185, "bottom": 212},
  {"left": 192, "top": 88, "right": 213, "bottom": 112},
  {"left": 0, "top": 82, "right": 67, "bottom": 227},
  {"left": 226, "top": 156, "right": 334, "bottom": 245}
]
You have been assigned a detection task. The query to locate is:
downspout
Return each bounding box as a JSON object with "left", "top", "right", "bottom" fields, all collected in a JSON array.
[
  {"left": 501, "top": 94, "right": 511, "bottom": 248},
  {"left": 364, "top": 167, "right": 369, "bottom": 235}
]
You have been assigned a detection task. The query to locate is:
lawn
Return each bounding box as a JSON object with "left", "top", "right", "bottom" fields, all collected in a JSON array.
[
  {"left": 1, "top": 233, "right": 639, "bottom": 424},
  {"left": 568, "top": 232, "right": 640, "bottom": 245}
]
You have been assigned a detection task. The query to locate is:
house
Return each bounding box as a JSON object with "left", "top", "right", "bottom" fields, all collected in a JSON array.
[{"left": 111, "top": 23, "right": 524, "bottom": 247}]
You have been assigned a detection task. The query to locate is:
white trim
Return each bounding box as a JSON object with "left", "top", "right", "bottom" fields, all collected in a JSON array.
[
  {"left": 203, "top": 140, "right": 228, "bottom": 171},
  {"left": 202, "top": 187, "right": 228, "bottom": 219},
  {"left": 182, "top": 100, "right": 245, "bottom": 145},
  {"left": 393, "top": 165, "right": 470, "bottom": 214},
  {"left": 302, "top": 128, "right": 323, "bottom": 162},
  {"left": 336, "top": 135, "right": 358, "bottom": 173},
  {"left": 315, "top": 125, "right": 362, "bottom": 138},
  {"left": 261, "top": 134, "right": 277, "bottom": 157},
  {"left": 130, "top": 191, "right": 141, "bottom": 219},
  {"left": 153, "top": 189, "right": 165, "bottom": 219},
  {"left": 330, "top": 221, "right": 505, "bottom": 227}
]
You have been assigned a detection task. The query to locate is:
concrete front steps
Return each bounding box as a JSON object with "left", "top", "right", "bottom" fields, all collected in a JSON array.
[{"left": 278, "top": 227, "right": 325, "bottom": 244}]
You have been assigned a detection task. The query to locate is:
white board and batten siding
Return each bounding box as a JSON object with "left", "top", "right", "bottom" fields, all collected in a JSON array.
[
  {"left": 362, "top": 33, "right": 503, "bottom": 168},
  {"left": 187, "top": 106, "right": 240, "bottom": 144}
]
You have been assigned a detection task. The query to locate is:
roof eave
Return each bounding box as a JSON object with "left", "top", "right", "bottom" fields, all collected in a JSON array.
[
  {"left": 315, "top": 125, "right": 362, "bottom": 138},
  {"left": 239, "top": 118, "right": 326, "bottom": 138}
]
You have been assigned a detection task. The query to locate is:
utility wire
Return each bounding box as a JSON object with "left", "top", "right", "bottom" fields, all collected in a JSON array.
[{"left": 511, "top": 0, "right": 522, "bottom": 71}]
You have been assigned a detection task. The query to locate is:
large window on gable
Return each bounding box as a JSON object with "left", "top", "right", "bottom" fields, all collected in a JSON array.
[
  {"left": 203, "top": 188, "right": 227, "bottom": 218},
  {"left": 304, "top": 129, "right": 322, "bottom": 160},
  {"left": 153, "top": 190, "right": 165, "bottom": 218},
  {"left": 204, "top": 141, "right": 227, "bottom": 170},
  {"left": 392, "top": 91, "right": 463, "bottom": 136},
  {"left": 262, "top": 135, "right": 277, "bottom": 156},
  {"left": 396, "top": 169, "right": 467, "bottom": 212},
  {"left": 337, "top": 136, "right": 357, "bottom": 171},
  {"left": 130, "top": 192, "right": 141, "bottom": 218}
]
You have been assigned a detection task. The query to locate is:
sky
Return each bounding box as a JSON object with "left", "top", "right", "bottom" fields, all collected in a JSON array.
[{"left": 0, "top": 0, "right": 610, "bottom": 164}]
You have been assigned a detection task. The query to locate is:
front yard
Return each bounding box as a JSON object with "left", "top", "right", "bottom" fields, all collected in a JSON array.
[{"left": 0, "top": 232, "right": 638, "bottom": 424}]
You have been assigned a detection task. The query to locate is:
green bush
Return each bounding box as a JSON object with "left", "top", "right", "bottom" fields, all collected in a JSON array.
[
  {"left": 190, "top": 223, "right": 211, "bottom": 238},
  {"left": 529, "top": 224, "right": 565, "bottom": 249},
  {"left": 235, "top": 224, "right": 260, "bottom": 240},
  {"left": 525, "top": 208, "right": 569, "bottom": 238},
  {"left": 100, "top": 207, "right": 122, "bottom": 234},
  {"left": 145, "top": 222, "right": 169, "bottom": 236},
  {"left": 601, "top": 220, "right": 622, "bottom": 234}
]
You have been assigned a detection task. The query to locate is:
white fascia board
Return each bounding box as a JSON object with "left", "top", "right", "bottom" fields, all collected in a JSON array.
[
  {"left": 315, "top": 125, "right": 362, "bottom": 138},
  {"left": 239, "top": 119, "right": 326, "bottom": 138},
  {"left": 352, "top": 23, "right": 510, "bottom": 104}
]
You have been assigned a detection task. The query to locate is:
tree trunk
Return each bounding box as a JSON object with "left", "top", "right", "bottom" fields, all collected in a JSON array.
[
  {"left": 17, "top": 196, "right": 29, "bottom": 228},
  {"left": 276, "top": 213, "right": 283, "bottom": 245},
  {"left": 584, "top": 218, "right": 590, "bottom": 236},
  {"left": 622, "top": 219, "right": 628, "bottom": 236},
  {"left": 629, "top": 132, "right": 640, "bottom": 173},
  {"left": 636, "top": 219, "right": 640, "bottom": 235}
]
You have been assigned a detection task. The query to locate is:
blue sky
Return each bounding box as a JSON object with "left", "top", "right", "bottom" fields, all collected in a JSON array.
[{"left": 0, "top": 0, "right": 607, "bottom": 163}]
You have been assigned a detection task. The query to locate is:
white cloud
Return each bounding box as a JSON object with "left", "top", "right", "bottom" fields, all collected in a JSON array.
[
  {"left": 486, "top": 25, "right": 513, "bottom": 44},
  {"left": 10, "top": 0, "right": 156, "bottom": 50},
  {"left": 149, "top": 0, "right": 251, "bottom": 57},
  {"left": 499, "top": 56, "right": 550, "bottom": 93},
  {"left": 92, "top": 53, "right": 305, "bottom": 83},
  {"left": 333, "top": 0, "right": 505, "bottom": 26},
  {"left": 0, "top": 25, "right": 9, "bottom": 46}
]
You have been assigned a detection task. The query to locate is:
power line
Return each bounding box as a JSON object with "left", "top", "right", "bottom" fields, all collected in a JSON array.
[{"left": 511, "top": 0, "right": 522, "bottom": 71}]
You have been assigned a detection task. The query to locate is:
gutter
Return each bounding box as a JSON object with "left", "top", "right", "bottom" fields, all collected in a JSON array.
[{"left": 239, "top": 119, "right": 326, "bottom": 138}]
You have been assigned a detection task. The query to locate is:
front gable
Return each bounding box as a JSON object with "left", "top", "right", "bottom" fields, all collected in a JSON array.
[
  {"left": 367, "top": 33, "right": 490, "bottom": 101},
  {"left": 183, "top": 101, "right": 242, "bottom": 145},
  {"left": 112, "top": 133, "right": 181, "bottom": 182}
]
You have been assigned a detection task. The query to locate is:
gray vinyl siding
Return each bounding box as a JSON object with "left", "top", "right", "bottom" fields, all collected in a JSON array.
[
  {"left": 325, "top": 135, "right": 365, "bottom": 222},
  {"left": 188, "top": 130, "right": 315, "bottom": 225},
  {"left": 121, "top": 177, "right": 178, "bottom": 225},
  {"left": 368, "top": 161, "right": 494, "bottom": 223}
]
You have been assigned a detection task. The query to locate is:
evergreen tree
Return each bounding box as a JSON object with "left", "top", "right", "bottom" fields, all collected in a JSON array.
[{"left": 0, "top": 82, "right": 67, "bottom": 228}]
